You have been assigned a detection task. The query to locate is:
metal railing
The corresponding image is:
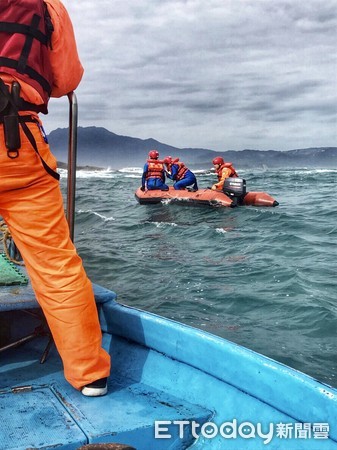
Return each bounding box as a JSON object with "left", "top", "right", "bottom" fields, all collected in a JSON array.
[{"left": 66, "top": 92, "right": 78, "bottom": 242}]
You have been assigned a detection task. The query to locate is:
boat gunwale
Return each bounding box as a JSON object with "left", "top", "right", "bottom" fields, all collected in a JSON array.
[{"left": 96, "top": 285, "right": 337, "bottom": 443}]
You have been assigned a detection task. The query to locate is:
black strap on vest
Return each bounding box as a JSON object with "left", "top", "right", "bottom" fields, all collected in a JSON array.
[
  {"left": 0, "top": 22, "right": 48, "bottom": 45},
  {"left": 18, "top": 15, "right": 41, "bottom": 74},
  {"left": 0, "top": 4, "right": 53, "bottom": 99},
  {"left": 43, "top": 3, "right": 54, "bottom": 48},
  {"left": 0, "top": 79, "right": 59, "bottom": 181},
  {"left": 0, "top": 57, "right": 51, "bottom": 95}
]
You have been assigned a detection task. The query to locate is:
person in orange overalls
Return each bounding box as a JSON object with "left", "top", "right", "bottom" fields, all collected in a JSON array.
[
  {"left": 211, "top": 156, "right": 239, "bottom": 191},
  {"left": 0, "top": 0, "right": 110, "bottom": 396}
]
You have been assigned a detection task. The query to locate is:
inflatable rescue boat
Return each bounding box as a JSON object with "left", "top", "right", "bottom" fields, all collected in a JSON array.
[{"left": 135, "top": 178, "right": 279, "bottom": 208}]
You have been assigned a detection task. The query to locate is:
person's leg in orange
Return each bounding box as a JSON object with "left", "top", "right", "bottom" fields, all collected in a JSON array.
[{"left": 0, "top": 122, "right": 111, "bottom": 391}]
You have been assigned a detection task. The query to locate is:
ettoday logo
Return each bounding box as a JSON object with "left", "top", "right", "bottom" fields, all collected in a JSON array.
[
  {"left": 154, "top": 420, "right": 330, "bottom": 444},
  {"left": 155, "top": 420, "right": 274, "bottom": 444}
]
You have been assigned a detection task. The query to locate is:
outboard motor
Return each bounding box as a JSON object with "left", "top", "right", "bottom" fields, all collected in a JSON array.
[{"left": 223, "top": 178, "right": 246, "bottom": 206}]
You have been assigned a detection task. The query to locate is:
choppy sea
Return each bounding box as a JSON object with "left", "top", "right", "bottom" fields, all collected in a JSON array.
[{"left": 59, "top": 167, "right": 337, "bottom": 388}]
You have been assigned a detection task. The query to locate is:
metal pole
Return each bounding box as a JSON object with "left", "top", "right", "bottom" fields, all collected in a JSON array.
[{"left": 66, "top": 92, "right": 78, "bottom": 242}]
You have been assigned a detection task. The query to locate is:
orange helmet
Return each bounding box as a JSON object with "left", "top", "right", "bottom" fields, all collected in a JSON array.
[
  {"left": 212, "top": 156, "right": 224, "bottom": 165},
  {"left": 163, "top": 156, "right": 172, "bottom": 165},
  {"left": 148, "top": 150, "right": 159, "bottom": 159}
]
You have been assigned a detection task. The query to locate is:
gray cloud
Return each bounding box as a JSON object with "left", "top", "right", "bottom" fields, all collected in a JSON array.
[{"left": 44, "top": 0, "right": 337, "bottom": 151}]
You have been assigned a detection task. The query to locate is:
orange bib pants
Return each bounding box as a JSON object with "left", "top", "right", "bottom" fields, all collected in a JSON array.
[{"left": 0, "top": 121, "right": 111, "bottom": 389}]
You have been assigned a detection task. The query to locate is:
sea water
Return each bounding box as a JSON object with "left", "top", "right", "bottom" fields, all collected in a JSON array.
[{"left": 60, "top": 167, "right": 337, "bottom": 388}]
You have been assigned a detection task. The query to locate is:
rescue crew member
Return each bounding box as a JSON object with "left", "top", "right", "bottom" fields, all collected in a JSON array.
[
  {"left": 141, "top": 150, "right": 169, "bottom": 191},
  {"left": 0, "top": 0, "right": 110, "bottom": 396},
  {"left": 211, "top": 156, "right": 238, "bottom": 191},
  {"left": 163, "top": 156, "right": 198, "bottom": 191}
]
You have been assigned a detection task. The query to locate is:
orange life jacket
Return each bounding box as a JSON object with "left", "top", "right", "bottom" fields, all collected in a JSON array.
[
  {"left": 146, "top": 159, "right": 164, "bottom": 180},
  {"left": 174, "top": 161, "right": 189, "bottom": 180},
  {"left": 0, "top": 0, "right": 54, "bottom": 113},
  {"left": 216, "top": 162, "right": 238, "bottom": 180}
]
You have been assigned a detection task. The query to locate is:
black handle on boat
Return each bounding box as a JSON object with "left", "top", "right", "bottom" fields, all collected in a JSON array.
[{"left": 66, "top": 91, "right": 78, "bottom": 242}]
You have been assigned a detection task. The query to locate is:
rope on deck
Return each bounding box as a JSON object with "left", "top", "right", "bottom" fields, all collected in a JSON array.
[{"left": 0, "top": 220, "right": 24, "bottom": 266}]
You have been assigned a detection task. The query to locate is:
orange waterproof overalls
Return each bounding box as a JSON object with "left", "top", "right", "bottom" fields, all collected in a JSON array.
[{"left": 0, "top": 0, "right": 110, "bottom": 390}]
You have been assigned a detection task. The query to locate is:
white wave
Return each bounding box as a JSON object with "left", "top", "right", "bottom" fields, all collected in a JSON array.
[
  {"left": 123, "top": 174, "right": 142, "bottom": 179},
  {"left": 78, "top": 209, "right": 115, "bottom": 221},
  {"left": 253, "top": 168, "right": 337, "bottom": 174},
  {"left": 77, "top": 170, "right": 117, "bottom": 179},
  {"left": 64, "top": 166, "right": 143, "bottom": 178},
  {"left": 118, "top": 167, "right": 143, "bottom": 174},
  {"left": 147, "top": 221, "right": 177, "bottom": 227},
  {"left": 215, "top": 228, "right": 227, "bottom": 234},
  {"left": 58, "top": 167, "right": 117, "bottom": 179},
  {"left": 297, "top": 168, "right": 337, "bottom": 174}
]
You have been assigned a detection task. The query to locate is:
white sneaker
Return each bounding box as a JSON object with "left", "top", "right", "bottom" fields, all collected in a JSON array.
[{"left": 81, "top": 377, "right": 108, "bottom": 397}]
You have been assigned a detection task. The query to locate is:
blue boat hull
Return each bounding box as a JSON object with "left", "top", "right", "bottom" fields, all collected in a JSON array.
[{"left": 0, "top": 283, "right": 336, "bottom": 449}]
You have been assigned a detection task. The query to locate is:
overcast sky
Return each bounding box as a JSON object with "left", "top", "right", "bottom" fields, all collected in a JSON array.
[{"left": 44, "top": 0, "right": 337, "bottom": 151}]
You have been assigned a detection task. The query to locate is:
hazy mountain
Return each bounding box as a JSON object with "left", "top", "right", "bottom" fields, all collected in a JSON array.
[{"left": 48, "top": 126, "right": 337, "bottom": 169}]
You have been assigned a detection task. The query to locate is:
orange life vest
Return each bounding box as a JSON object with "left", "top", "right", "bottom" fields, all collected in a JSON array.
[
  {"left": 146, "top": 159, "right": 164, "bottom": 180},
  {"left": 173, "top": 161, "right": 189, "bottom": 180},
  {"left": 216, "top": 162, "right": 238, "bottom": 180},
  {"left": 0, "top": 0, "right": 54, "bottom": 113}
]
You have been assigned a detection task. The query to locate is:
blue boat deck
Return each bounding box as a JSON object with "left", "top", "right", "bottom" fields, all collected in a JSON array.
[
  {"left": 0, "top": 336, "right": 210, "bottom": 449},
  {"left": 1, "top": 279, "right": 337, "bottom": 449},
  {"left": 0, "top": 283, "right": 209, "bottom": 449}
]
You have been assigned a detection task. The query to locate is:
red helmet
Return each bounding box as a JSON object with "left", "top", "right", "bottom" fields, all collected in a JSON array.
[
  {"left": 163, "top": 156, "right": 172, "bottom": 165},
  {"left": 212, "top": 156, "right": 224, "bottom": 165},
  {"left": 148, "top": 150, "right": 159, "bottom": 159}
]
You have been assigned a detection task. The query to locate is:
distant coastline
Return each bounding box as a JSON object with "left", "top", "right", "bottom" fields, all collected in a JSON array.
[
  {"left": 57, "top": 161, "right": 104, "bottom": 171},
  {"left": 50, "top": 126, "right": 337, "bottom": 170}
]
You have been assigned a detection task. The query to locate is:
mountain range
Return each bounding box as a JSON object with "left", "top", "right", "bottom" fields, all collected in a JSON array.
[{"left": 48, "top": 126, "right": 337, "bottom": 169}]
